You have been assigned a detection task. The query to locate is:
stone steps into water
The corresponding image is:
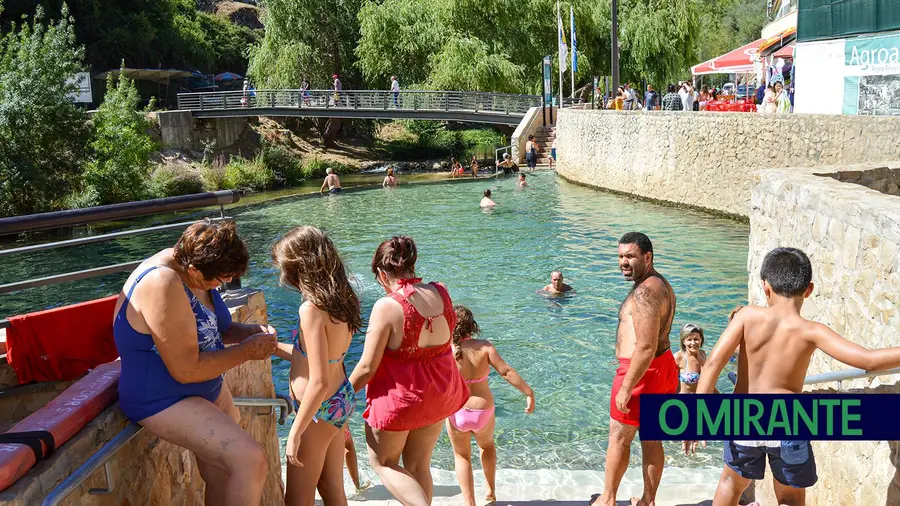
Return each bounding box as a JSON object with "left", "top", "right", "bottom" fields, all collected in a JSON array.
[{"left": 327, "top": 467, "right": 721, "bottom": 506}]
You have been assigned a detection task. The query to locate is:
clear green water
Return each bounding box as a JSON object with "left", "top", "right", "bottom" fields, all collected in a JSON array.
[{"left": 0, "top": 172, "right": 748, "bottom": 470}]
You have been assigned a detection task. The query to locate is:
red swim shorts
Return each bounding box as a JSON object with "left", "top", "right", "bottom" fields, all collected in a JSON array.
[{"left": 610, "top": 350, "right": 678, "bottom": 427}]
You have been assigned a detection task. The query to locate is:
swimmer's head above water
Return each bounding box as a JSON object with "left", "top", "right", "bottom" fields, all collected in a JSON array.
[{"left": 484, "top": 189, "right": 491, "bottom": 197}]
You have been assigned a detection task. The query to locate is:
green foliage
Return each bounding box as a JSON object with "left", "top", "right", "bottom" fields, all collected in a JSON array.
[
  {"left": 82, "top": 64, "right": 156, "bottom": 205},
  {"left": 698, "top": 0, "right": 767, "bottom": 66},
  {"left": 0, "top": 1, "right": 261, "bottom": 72},
  {"left": 378, "top": 122, "right": 503, "bottom": 160},
  {"left": 355, "top": 0, "right": 444, "bottom": 86},
  {"left": 223, "top": 156, "right": 275, "bottom": 191},
  {"left": 149, "top": 165, "right": 205, "bottom": 198},
  {"left": 260, "top": 144, "right": 304, "bottom": 186},
  {"left": 0, "top": 4, "right": 89, "bottom": 217},
  {"left": 619, "top": 0, "right": 702, "bottom": 85},
  {"left": 425, "top": 37, "right": 524, "bottom": 93},
  {"left": 200, "top": 155, "right": 228, "bottom": 191},
  {"left": 300, "top": 158, "right": 356, "bottom": 180},
  {"left": 248, "top": 0, "right": 362, "bottom": 89}
]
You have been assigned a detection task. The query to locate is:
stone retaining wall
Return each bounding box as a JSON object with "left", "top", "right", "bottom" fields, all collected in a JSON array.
[
  {"left": 555, "top": 109, "right": 900, "bottom": 218},
  {"left": 157, "top": 110, "right": 248, "bottom": 151},
  {"left": 749, "top": 161, "right": 900, "bottom": 505},
  {"left": 0, "top": 289, "right": 284, "bottom": 506}
]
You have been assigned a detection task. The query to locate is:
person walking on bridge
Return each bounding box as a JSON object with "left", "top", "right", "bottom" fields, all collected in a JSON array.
[
  {"left": 333, "top": 74, "right": 343, "bottom": 106},
  {"left": 390, "top": 76, "right": 401, "bottom": 108}
]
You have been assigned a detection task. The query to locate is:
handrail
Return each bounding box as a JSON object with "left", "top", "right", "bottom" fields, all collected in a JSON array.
[
  {"left": 40, "top": 396, "right": 293, "bottom": 506},
  {"left": 804, "top": 366, "right": 900, "bottom": 386},
  {"left": 726, "top": 367, "right": 900, "bottom": 388},
  {"left": 0, "top": 190, "right": 239, "bottom": 236}
]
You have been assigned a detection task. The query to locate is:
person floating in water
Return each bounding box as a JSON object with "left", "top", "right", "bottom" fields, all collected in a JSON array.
[
  {"left": 320, "top": 167, "right": 342, "bottom": 194},
  {"left": 517, "top": 174, "right": 527, "bottom": 188},
  {"left": 383, "top": 167, "right": 398, "bottom": 188},
  {"left": 480, "top": 189, "right": 497, "bottom": 208},
  {"left": 541, "top": 271, "right": 573, "bottom": 295},
  {"left": 447, "top": 305, "right": 535, "bottom": 506}
]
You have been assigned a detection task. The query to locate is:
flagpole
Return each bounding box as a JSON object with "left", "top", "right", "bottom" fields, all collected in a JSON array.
[
  {"left": 570, "top": 5, "right": 575, "bottom": 99},
  {"left": 557, "top": 0, "right": 563, "bottom": 109}
]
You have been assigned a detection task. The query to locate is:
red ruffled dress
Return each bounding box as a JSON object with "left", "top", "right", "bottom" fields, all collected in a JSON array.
[{"left": 363, "top": 280, "right": 470, "bottom": 431}]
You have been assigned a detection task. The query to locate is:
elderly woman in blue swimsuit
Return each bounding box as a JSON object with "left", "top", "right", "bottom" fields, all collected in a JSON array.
[
  {"left": 270, "top": 226, "right": 362, "bottom": 506},
  {"left": 113, "top": 221, "right": 278, "bottom": 506}
]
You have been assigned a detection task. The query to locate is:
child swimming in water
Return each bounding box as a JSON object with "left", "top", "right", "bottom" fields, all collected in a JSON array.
[
  {"left": 674, "top": 323, "right": 711, "bottom": 394},
  {"left": 447, "top": 305, "right": 535, "bottom": 506}
]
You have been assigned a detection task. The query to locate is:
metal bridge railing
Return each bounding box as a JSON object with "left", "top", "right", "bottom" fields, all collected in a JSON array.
[
  {"left": 40, "top": 396, "right": 293, "bottom": 506},
  {"left": 726, "top": 366, "right": 900, "bottom": 391},
  {"left": 177, "top": 89, "right": 542, "bottom": 116},
  {"left": 0, "top": 190, "right": 241, "bottom": 327}
]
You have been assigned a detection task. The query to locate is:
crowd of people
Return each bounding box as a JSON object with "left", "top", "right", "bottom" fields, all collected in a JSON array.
[
  {"left": 110, "top": 171, "right": 900, "bottom": 506},
  {"left": 604, "top": 79, "right": 794, "bottom": 113}
]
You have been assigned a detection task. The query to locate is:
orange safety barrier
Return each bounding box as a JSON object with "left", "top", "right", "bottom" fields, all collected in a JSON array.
[{"left": 0, "top": 361, "right": 120, "bottom": 491}]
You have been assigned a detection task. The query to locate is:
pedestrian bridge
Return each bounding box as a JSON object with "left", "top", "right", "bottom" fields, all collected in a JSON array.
[{"left": 176, "top": 89, "right": 542, "bottom": 125}]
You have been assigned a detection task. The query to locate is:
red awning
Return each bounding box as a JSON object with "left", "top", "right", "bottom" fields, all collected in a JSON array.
[
  {"left": 691, "top": 38, "right": 766, "bottom": 75},
  {"left": 773, "top": 42, "right": 795, "bottom": 59}
]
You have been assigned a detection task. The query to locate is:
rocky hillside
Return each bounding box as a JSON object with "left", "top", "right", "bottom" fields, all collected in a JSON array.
[{"left": 196, "top": 0, "right": 263, "bottom": 30}]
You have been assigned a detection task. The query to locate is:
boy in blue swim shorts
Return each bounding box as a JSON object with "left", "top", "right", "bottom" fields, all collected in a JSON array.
[{"left": 685, "top": 247, "right": 900, "bottom": 505}]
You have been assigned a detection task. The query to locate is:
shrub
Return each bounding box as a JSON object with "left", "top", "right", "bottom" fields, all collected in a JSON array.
[
  {"left": 82, "top": 63, "right": 156, "bottom": 205},
  {"left": 223, "top": 157, "right": 275, "bottom": 191},
  {"left": 300, "top": 158, "right": 356, "bottom": 180},
  {"left": 0, "top": 5, "right": 89, "bottom": 216},
  {"left": 149, "top": 166, "right": 205, "bottom": 198},
  {"left": 260, "top": 144, "right": 304, "bottom": 187},
  {"left": 200, "top": 155, "right": 228, "bottom": 191}
]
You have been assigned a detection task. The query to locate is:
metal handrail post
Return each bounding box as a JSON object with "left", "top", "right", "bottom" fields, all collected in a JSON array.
[{"left": 40, "top": 397, "right": 292, "bottom": 506}]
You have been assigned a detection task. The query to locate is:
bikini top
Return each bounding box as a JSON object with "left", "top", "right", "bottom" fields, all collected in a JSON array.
[
  {"left": 679, "top": 371, "right": 700, "bottom": 385},
  {"left": 465, "top": 374, "right": 489, "bottom": 385},
  {"left": 292, "top": 318, "right": 347, "bottom": 364}
]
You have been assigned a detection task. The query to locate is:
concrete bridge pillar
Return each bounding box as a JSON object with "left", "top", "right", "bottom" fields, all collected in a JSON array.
[{"left": 157, "top": 110, "right": 247, "bottom": 152}]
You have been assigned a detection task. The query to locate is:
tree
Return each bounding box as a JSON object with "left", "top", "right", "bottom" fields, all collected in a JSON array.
[
  {"left": 618, "top": 0, "right": 703, "bottom": 86},
  {"left": 81, "top": 64, "right": 156, "bottom": 206},
  {"left": 0, "top": 3, "right": 89, "bottom": 217},
  {"left": 248, "top": 0, "right": 363, "bottom": 146},
  {"left": 426, "top": 37, "right": 524, "bottom": 92}
]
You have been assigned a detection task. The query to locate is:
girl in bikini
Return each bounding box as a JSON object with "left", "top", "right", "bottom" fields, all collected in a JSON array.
[
  {"left": 674, "top": 323, "right": 712, "bottom": 394},
  {"left": 447, "top": 305, "right": 535, "bottom": 506},
  {"left": 271, "top": 226, "right": 362, "bottom": 506}
]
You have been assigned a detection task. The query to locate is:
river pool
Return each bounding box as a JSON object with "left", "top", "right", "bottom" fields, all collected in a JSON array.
[{"left": 0, "top": 171, "right": 749, "bottom": 473}]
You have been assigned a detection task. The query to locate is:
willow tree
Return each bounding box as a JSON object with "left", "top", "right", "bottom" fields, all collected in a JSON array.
[{"left": 248, "top": 0, "right": 362, "bottom": 145}]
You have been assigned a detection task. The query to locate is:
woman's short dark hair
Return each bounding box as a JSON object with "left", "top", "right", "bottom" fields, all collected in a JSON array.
[
  {"left": 174, "top": 220, "right": 249, "bottom": 280},
  {"left": 372, "top": 236, "right": 417, "bottom": 278},
  {"left": 484, "top": 189, "right": 491, "bottom": 197}
]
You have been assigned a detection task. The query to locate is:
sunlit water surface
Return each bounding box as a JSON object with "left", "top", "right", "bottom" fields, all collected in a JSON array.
[{"left": 0, "top": 172, "right": 748, "bottom": 471}]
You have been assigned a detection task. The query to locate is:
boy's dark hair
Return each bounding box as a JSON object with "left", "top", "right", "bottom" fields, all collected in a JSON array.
[
  {"left": 667, "top": 84, "right": 676, "bottom": 93},
  {"left": 619, "top": 232, "right": 653, "bottom": 255},
  {"left": 484, "top": 189, "right": 491, "bottom": 197},
  {"left": 760, "top": 247, "right": 812, "bottom": 297}
]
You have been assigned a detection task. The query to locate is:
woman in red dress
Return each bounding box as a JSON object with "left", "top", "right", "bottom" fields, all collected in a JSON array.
[{"left": 350, "top": 236, "right": 469, "bottom": 506}]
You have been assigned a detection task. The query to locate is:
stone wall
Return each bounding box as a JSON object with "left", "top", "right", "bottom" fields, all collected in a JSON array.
[
  {"left": 0, "top": 289, "right": 285, "bottom": 506},
  {"left": 555, "top": 109, "right": 900, "bottom": 218},
  {"left": 157, "top": 110, "right": 248, "bottom": 151},
  {"left": 748, "top": 161, "right": 900, "bottom": 505}
]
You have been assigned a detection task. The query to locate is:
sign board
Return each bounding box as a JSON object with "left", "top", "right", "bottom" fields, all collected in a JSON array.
[
  {"left": 841, "top": 33, "right": 900, "bottom": 115},
  {"left": 66, "top": 72, "right": 92, "bottom": 104},
  {"left": 543, "top": 56, "right": 553, "bottom": 107}
]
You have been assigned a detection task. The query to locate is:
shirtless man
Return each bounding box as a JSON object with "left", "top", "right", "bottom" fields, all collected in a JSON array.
[
  {"left": 541, "top": 271, "right": 572, "bottom": 294},
  {"left": 479, "top": 189, "right": 497, "bottom": 208},
  {"left": 320, "top": 168, "right": 342, "bottom": 194},
  {"left": 592, "top": 232, "right": 678, "bottom": 506},
  {"left": 687, "top": 247, "right": 900, "bottom": 506}
]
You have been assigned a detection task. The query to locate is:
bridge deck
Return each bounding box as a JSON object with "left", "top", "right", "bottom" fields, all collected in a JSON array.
[{"left": 177, "top": 89, "right": 541, "bottom": 125}]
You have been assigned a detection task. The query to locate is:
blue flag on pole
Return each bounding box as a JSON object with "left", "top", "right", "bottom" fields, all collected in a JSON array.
[{"left": 570, "top": 6, "right": 577, "bottom": 73}]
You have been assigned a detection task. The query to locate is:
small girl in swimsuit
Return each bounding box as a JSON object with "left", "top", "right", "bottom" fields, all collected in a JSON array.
[
  {"left": 447, "top": 305, "right": 535, "bottom": 506},
  {"left": 271, "top": 226, "right": 362, "bottom": 506},
  {"left": 674, "top": 323, "right": 709, "bottom": 394}
]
